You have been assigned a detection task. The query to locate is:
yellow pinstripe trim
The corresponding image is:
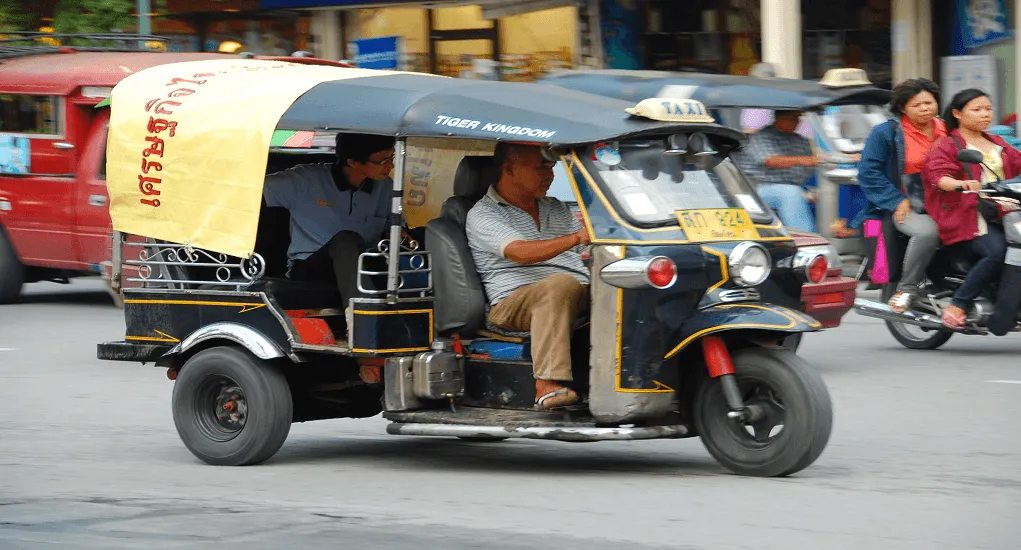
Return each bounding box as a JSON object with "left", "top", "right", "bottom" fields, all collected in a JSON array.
[
  {"left": 613, "top": 272, "right": 674, "bottom": 394},
  {"left": 662, "top": 304, "right": 810, "bottom": 359},
  {"left": 125, "top": 329, "right": 179, "bottom": 343},
  {"left": 351, "top": 346, "right": 431, "bottom": 354},
  {"left": 701, "top": 246, "right": 730, "bottom": 293},
  {"left": 124, "top": 299, "right": 265, "bottom": 313}
]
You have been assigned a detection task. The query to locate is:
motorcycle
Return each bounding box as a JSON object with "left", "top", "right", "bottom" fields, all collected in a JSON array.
[{"left": 854, "top": 149, "right": 1021, "bottom": 348}]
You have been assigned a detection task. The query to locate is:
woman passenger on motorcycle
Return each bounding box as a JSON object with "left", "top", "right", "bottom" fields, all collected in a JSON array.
[
  {"left": 858, "top": 78, "right": 944, "bottom": 313},
  {"left": 923, "top": 89, "right": 1021, "bottom": 329}
]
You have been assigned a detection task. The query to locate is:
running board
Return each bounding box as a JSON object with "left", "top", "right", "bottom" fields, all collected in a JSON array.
[
  {"left": 853, "top": 298, "right": 946, "bottom": 330},
  {"left": 386, "top": 423, "right": 689, "bottom": 442}
]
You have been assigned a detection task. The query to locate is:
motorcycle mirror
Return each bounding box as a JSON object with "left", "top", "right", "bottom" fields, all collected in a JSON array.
[{"left": 956, "top": 149, "right": 984, "bottom": 165}]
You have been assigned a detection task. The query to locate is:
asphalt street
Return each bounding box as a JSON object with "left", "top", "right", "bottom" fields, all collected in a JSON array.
[{"left": 1, "top": 279, "right": 1019, "bottom": 549}]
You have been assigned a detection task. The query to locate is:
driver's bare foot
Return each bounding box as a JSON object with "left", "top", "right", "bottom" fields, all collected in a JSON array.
[{"left": 535, "top": 380, "right": 578, "bottom": 410}]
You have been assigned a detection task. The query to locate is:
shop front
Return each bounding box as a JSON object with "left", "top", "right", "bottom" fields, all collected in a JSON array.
[
  {"left": 159, "top": 0, "right": 312, "bottom": 55},
  {"left": 602, "top": 0, "right": 893, "bottom": 86}
]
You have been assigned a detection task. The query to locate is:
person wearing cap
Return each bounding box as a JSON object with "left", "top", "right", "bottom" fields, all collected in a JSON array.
[
  {"left": 734, "top": 110, "right": 819, "bottom": 231},
  {"left": 262, "top": 134, "right": 396, "bottom": 307}
]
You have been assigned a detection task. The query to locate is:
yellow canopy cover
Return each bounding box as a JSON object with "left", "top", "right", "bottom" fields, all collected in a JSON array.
[{"left": 106, "top": 58, "right": 387, "bottom": 258}]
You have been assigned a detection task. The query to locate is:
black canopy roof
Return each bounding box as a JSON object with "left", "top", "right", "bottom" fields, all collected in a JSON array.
[
  {"left": 276, "top": 72, "right": 745, "bottom": 145},
  {"left": 536, "top": 70, "right": 892, "bottom": 111}
]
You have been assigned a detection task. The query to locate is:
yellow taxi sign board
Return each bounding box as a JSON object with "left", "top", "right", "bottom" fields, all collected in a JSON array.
[
  {"left": 676, "top": 208, "right": 760, "bottom": 242},
  {"left": 626, "top": 98, "right": 715, "bottom": 124},
  {"left": 819, "top": 68, "right": 872, "bottom": 88}
]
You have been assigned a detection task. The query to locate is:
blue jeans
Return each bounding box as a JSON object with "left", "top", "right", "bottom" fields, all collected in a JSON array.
[
  {"left": 951, "top": 224, "right": 1006, "bottom": 310},
  {"left": 757, "top": 183, "right": 816, "bottom": 232}
]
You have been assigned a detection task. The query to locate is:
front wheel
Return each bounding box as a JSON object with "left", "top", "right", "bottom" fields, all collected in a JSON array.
[
  {"left": 880, "top": 285, "right": 953, "bottom": 350},
  {"left": 172, "top": 346, "right": 293, "bottom": 466},
  {"left": 694, "top": 348, "right": 833, "bottom": 477}
]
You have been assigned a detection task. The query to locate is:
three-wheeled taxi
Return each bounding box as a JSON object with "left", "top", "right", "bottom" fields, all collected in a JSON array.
[
  {"left": 539, "top": 68, "right": 893, "bottom": 269},
  {"left": 97, "top": 59, "right": 833, "bottom": 477}
]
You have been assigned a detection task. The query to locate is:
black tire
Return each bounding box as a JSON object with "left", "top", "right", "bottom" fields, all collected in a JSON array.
[
  {"left": 694, "top": 348, "right": 833, "bottom": 477},
  {"left": 172, "top": 347, "right": 292, "bottom": 466},
  {"left": 0, "top": 228, "right": 24, "bottom": 304},
  {"left": 880, "top": 284, "right": 953, "bottom": 350}
]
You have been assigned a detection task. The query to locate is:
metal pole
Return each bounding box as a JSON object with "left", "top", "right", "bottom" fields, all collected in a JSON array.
[
  {"left": 137, "top": 0, "right": 152, "bottom": 46},
  {"left": 386, "top": 139, "right": 406, "bottom": 303}
]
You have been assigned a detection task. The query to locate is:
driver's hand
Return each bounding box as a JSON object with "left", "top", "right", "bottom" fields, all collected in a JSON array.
[
  {"left": 961, "top": 179, "right": 983, "bottom": 192},
  {"left": 574, "top": 228, "right": 591, "bottom": 246}
]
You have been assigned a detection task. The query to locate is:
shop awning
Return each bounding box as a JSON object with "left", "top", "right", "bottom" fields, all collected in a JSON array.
[{"left": 479, "top": 0, "right": 579, "bottom": 19}]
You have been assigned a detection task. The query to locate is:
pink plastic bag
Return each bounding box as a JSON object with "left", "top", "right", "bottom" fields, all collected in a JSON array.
[{"left": 864, "top": 219, "right": 889, "bottom": 284}]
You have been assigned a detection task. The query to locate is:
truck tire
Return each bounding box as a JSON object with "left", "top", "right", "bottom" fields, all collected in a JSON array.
[
  {"left": 172, "top": 346, "right": 293, "bottom": 466},
  {"left": 0, "top": 229, "right": 24, "bottom": 304}
]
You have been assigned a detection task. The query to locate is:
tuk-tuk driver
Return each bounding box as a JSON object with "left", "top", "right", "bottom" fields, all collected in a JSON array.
[
  {"left": 465, "top": 143, "right": 591, "bottom": 410},
  {"left": 735, "top": 110, "right": 819, "bottom": 232},
  {"left": 263, "top": 134, "right": 395, "bottom": 307}
]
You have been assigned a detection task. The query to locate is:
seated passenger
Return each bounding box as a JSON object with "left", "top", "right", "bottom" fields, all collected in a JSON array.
[
  {"left": 923, "top": 89, "right": 1021, "bottom": 329},
  {"left": 735, "top": 110, "right": 819, "bottom": 232},
  {"left": 263, "top": 134, "right": 395, "bottom": 307},
  {"left": 465, "top": 143, "right": 590, "bottom": 410}
]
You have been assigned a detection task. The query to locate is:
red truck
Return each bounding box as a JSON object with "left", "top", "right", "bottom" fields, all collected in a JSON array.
[{"left": 0, "top": 36, "right": 346, "bottom": 303}]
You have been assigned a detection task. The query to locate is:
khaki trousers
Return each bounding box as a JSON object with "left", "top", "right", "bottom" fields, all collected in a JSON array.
[{"left": 488, "top": 274, "right": 589, "bottom": 381}]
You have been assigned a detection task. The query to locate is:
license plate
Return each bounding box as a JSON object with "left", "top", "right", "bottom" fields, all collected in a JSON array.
[{"left": 676, "top": 208, "right": 760, "bottom": 242}]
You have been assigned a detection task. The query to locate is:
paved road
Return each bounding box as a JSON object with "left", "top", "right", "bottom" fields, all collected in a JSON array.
[{"left": 1, "top": 279, "right": 1019, "bottom": 549}]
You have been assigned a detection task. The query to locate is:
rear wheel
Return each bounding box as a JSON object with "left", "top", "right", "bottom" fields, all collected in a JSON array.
[
  {"left": 694, "top": 348, "right": 832, "bottom": 477},
  {"left": 172, "top": 347, "right": 292, "bottom": 466},
  {"left": 881, "top": 284, "right": 953, "bottom": 350},
  {"left": 0, "top": 228, "right": 24, "bottom": 304}
]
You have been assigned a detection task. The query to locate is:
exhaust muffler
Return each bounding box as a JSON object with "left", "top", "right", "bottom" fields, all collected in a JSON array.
[{"left": 853, "top": 298, "right": 946, "bottom": 330}]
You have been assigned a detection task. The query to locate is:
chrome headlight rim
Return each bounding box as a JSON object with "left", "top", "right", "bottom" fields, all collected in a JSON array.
[{"left": 728, "top": 241, "right": 772, "bottom": 287}]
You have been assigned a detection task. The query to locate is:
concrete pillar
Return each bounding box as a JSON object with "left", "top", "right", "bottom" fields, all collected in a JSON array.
[
  {"left": 310, "top": 8, "right": 343, "bottom": 61},
  {"left": 891, "top": 0, "right": 933, "bottom": 83},
  {"left": 761, "top": 0, "right": 802, "bottom": 78}
]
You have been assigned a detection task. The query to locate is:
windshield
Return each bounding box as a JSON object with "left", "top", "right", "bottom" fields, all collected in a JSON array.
[
  {"left": 580, "top": 140, "right": 774, "bottom": 227},
  {"left": 816, "top": 105, "right": 888, "bottom": 154}
]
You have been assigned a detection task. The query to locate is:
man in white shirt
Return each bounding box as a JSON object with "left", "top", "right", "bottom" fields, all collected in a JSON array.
[{"left": 263, "top": 134, "right": 395, "bottom": 306}]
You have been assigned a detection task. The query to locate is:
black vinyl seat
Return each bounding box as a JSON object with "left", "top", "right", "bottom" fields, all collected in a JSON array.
[{"left": 426, "top": 156, "right": 498, "bottom": 336}]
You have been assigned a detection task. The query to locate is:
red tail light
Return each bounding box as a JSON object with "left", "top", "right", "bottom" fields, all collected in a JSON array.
[
  {"left": 807, "top": 255, "right": 828, "bottom": 283},
  {"left": 647, "top": 257, "right": 677, "bottom": 288}
]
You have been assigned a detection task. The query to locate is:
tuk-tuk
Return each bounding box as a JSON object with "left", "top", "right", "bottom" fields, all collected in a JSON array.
[
  {"left": 96, "top": 58, "right": 833, "bottom": 477},
  {"left": 538, "top": 68, "right": 893, "bottom": 268}
]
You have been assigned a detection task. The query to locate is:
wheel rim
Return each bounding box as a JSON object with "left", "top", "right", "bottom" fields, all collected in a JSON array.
[
  {"left": 194, "top": 375, "right": 248, "bottom": 442},
  {"left": 888, "top": 319, "right": 943, "bottom": 343},
  {"left": 725, "top": 379, "right": 787, "bottom": 448}
]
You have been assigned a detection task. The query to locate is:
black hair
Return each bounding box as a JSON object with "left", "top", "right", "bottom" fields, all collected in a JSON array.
[
  {"left": 942, "top": 88, "right": 990, "bottom": 132},
  {"left": 335, "top": 133, "right": 395, "bottom": 165},
  {"left": 889, "top": 78, "right": 941, "bottom": 116}
]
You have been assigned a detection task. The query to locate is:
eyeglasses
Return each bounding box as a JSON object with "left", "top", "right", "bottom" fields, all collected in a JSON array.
[{"left": 366, "top": 154, "right": 395, "bottom": 166}]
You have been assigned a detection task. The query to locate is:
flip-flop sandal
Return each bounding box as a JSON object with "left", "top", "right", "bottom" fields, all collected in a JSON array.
[
  {"left": 535, "top": 387, "right": 579, "bottom": 411},
  {"left": 888, "top": 291, "right": 912, "bottom": 313},
  {"left": 942, "top": 307, "right": 966, "bottom": 330}
]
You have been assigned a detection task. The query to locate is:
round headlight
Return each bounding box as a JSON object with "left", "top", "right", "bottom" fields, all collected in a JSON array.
[{"left": 728, "top": 242, "right": 771, "bottom": 287}]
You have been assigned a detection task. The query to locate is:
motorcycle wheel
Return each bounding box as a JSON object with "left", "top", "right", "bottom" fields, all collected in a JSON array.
[{"left": 881, "top": 284, "right": 953, "bottom": 350}]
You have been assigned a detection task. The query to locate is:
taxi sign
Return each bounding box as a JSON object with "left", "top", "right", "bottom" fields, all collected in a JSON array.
[
  {"left": 819, "top": 68, "right": 872, "bottom": 88},
  {"left": 626, "top": 98, "right": 715, "bottom": 123}
]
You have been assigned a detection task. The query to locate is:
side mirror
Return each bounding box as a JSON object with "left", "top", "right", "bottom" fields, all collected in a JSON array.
[{"left": 956, "top": 149, "right": 983, "bottom": 165}]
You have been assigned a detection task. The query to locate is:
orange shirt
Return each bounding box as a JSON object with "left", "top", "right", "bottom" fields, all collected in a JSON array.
[{"left": 902, "top": 116, "right": 947, "bottom": 174}]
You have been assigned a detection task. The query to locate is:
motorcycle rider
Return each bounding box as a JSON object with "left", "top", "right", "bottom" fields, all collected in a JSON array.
[{"left": 922, "top": 89, "right": 1021, "bottom": 329}]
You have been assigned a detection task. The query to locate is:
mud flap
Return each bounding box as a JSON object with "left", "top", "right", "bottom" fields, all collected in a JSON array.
[{"left": 989, "top": 249, "right": 1021, "bottom": 336}]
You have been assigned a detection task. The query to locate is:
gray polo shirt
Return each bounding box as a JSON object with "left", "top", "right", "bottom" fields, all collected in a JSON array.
[
  {"left": 466, "top": 187, "right": 588, "bottom": 305},
  {"left": 263, "top": 163, "right": 392, "bottom": 266},
  {"left": 734, "top": 125, "right": 815, "bottom": 186}
]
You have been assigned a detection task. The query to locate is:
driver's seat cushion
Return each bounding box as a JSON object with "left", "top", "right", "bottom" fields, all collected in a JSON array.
[{"left": 427, "top": 156, "right": 498, "bottom": 335}]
